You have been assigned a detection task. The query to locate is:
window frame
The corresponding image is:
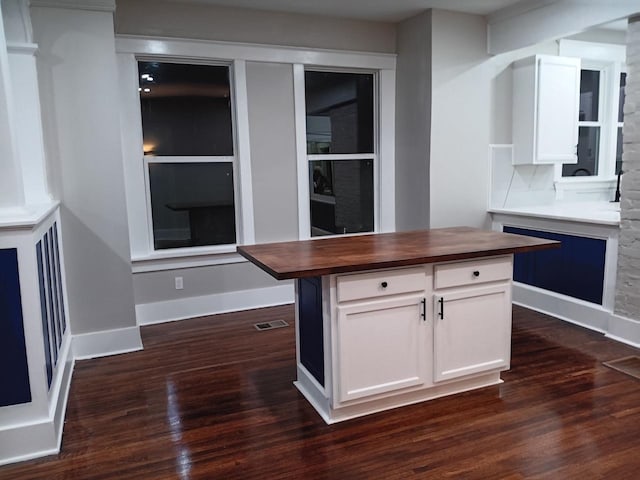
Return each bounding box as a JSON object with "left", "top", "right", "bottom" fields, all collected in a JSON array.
[
  {"left": 117, "top": 36, "right": 395, "bottom": 271},
  {"left": 303, "top": 67, "right": 378, "bottom": 237},
  {"left": 138, "top": 59, "right": 241, "bottom": 253},
  {"left": 556, "top": 40, "right": 627, "bottom": 192},
  {"left": 117, "top": 44, "right": 255, "bottom": 271},
  {"left": 293, "top": 64, "right": 395, "bottom": 240}
]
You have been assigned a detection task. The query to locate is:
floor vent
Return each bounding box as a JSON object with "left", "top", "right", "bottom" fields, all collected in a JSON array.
[
  {"left": 603, "top": 356, "right": 640, "bottom": 380},
  {"left": 254, "top": 319, "right": 289, "bottom": 331}
]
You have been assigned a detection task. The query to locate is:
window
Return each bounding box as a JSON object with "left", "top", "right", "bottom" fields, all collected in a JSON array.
[
  {"left": 304, "top": 71, "right": 376, "bottom": 237},
  {"left": 563, "top": 69, "right": 601, "bottom": 177},
  {"left": 138, "top": 61, "right": 237, "bottom": 250},
  {"left": 562, "top": 67, "right": 626, "bottom": 179}
]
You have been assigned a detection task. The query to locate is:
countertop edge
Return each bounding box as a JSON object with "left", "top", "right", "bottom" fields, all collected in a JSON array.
[
  {"left": 488, "top": 207, "right": 620, "bottom": 226},
  {"left": 237, "top": 240, "right": 560, "bottom": 280}
]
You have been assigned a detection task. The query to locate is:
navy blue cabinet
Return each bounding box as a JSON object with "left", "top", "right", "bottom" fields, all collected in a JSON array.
[
  {"left": 298, "top": 277, "right": 325, "bottom": 386},
  {"left": 504, "top": 227, "right": 606, "bottom": 305},
  {"left": 0, "top": 249, "right": 32, "bottom": 407}
]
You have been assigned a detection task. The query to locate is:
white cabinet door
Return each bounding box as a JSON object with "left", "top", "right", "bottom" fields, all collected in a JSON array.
[
  {"left": 433, "top": 284, "right": 511, "bottom": 382},
  {"left": 335, "top": 294, "right": 428, "bottom": 403},
  {"left": 536, "top": 56, "right": 580, "bottom": 163},
  {"left": 512, "top": 55, "right": 580, "bottom": 165}
]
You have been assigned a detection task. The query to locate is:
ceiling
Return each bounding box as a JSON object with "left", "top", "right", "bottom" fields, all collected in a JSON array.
[{"left": 167, "top": 0, "right": 530, "bottom": 22}]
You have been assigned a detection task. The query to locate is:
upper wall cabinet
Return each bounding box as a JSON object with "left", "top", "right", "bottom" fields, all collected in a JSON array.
[{"left": 512, "top": 55, "right": 580, "bottom": 165}]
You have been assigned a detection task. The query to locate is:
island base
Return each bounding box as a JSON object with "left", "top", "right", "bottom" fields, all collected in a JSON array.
[{"left": 294, "top": 364, "right": 503, "bottom": 424}]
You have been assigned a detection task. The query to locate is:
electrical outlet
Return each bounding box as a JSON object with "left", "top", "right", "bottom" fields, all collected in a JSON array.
[{"left": 174, "top": 276, "right": 183, "bottom": 290}]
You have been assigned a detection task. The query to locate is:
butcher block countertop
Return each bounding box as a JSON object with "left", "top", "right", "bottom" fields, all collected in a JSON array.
[{"left": 236, "top": 227, "right": 559, "bottom": 280}]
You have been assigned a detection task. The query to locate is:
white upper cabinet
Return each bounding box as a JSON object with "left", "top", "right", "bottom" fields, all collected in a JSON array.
[{"left": 512, "top": 55, "right": 581, "bottom": 165}]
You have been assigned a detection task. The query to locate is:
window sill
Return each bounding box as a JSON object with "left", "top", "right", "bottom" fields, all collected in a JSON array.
[
  {"left": 555, "top": 177, "right": 616, "bottom": 202},
  {"left": 131, "top": 245, "right": 247, "bottom": 273},
  {"left": 556, "top": 177, "right": 616, "bottom": 186}
]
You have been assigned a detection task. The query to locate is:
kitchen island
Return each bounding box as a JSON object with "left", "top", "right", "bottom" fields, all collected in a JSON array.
[{"left": 238, "top": 227, "right": 558, "bottom": 423}]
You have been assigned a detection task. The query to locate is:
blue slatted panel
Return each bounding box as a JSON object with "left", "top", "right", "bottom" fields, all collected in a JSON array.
[
  {"left": 0, "top": 249, "right": 32, "bottom": 406},
  {"left": 36, "top": 241, "right": 54, "bottom": 388},
  {"left": 504, "top": 226, "right": 606, "bottom": 305}
]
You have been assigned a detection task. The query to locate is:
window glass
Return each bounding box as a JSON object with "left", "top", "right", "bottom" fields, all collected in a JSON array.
[
  {"left": 305, "top": 71, "right": 374, "bottom": 154},
  {"left": 579, "top": 70, "right": 599, "bottom": 122},
  {"left": 148, "top": 163, "right": 236, "bottom": 249},
  {"left": 562, "top": 127, "right": 599, "bottom": 177},
  {"left": 309, "top": 159, "right": 374, "bottom": 236},
  {"left": 138, "top": 62, "right": 233, "bottom": 156},
  {"left": 618, "top": 72, "right": 627, "bottom": 123}
]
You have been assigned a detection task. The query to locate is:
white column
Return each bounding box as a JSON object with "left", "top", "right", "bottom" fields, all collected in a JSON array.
[
  {"left": 3, "top": 0, "right": 51, "bottom": 205},
  {"left": 0, "top": 0, "right": 25, "bottom": 207},
  {"left": 7, "top": 44, "right": 51, "bottom": 204}
]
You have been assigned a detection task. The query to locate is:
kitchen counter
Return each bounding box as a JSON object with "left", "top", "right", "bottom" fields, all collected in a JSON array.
[
  {"left": 237, "top": 226, "right": 558, "bottom": 280},
  {"left": 238, "top": 228, "right": 559, "bottom": 423},
  {"left": 489, "top": 201, "right": 620, "bottom": 226}
]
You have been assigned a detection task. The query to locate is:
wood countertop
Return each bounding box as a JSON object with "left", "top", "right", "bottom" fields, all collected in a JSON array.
[{"left": 237, "top": 227, "right": 559, "bottom": 280}]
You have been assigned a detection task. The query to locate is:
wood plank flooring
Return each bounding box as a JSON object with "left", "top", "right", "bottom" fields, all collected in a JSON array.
[{"left": 2, "top": 305, "right": 640, "bottom": 479}]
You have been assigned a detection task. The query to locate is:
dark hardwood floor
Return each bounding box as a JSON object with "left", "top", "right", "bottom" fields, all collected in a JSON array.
[{"left": 2, "top": 305, "right": 640, "bottom": 479}]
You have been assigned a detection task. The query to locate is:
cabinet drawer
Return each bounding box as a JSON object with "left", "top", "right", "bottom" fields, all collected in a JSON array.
[
  {"left": 337, "top": 267, "right": 425, "bottom": 303},
  {"left": 434, "top": 257, "right": 511, "bottom": 290}
]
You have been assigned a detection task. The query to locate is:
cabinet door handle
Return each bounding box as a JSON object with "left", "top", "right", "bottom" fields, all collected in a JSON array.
[
  {"left": 420, "top": 298, "right": 426, "bottom": 321},
  {"left": 381, "top": 281, "right": 388, "bottom": 288},
  {"left": 438, "top": 297, "right": 444, "bottom": 319},
  {"left": 473, "top": 270, "right": 480, "bottom": 277}
]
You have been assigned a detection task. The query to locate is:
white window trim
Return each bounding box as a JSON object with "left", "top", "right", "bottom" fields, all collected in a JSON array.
[
  {"left": 117, "top": 36, "right": 396, "bottom": 270},
  {"left": 117, "top": 44, "right": 256, "bottom": 271},
  {"left": 293, "top": 64, "right": 395, "bottom": 240},
  {"left": 555, "top": 40, "right": 626, "bottom": 192}
]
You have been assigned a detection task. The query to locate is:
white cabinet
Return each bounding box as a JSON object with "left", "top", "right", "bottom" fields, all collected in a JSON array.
[
  {"left": 294, "top": 256, "right": 514, "bottom": 423},
  {"left": 333, "top": 266, "right": 429, "bottom": 404},
  {"left": 512, "top": 55, "right": 580, "bottom": 165},
  {"left": 433, "top": 257, "right": 512, "bottom": 382}
]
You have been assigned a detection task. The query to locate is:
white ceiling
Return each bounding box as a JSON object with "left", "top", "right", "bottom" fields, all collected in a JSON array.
[{"left": 167, "top": 0, "right": 529, "bottom": 22}]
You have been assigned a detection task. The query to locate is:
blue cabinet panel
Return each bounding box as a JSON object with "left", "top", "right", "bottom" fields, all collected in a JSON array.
[
  {"left": 504, "top": 227, "right": 606, "bottom": 305},
  {"left": 36, "top": 241, "right": 53, "bottom": 388},
  {"left": 298, "top": 277, "right": 324, "bottom": 387},
  {"left": 0, "top": 249, "right": 32, "bottom": 407}
]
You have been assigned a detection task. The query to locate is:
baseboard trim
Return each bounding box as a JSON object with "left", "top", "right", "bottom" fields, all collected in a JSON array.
[
  {"left": 513, "top": 283, "right": 609, "bottom": 333},
  {"left": 514, "top": 283, "right": 640, "bottom": 348},
  {"left": 135, "top": 283, "right": 295, "bottom": 326},
  {"left": 72, "top": 325, "right": 143, "bottom": 360},
  {"left": 0, "top": 338, "right": 74, "bottom": 466},
  {"left": 606, "top": 313, "right": 640, "bottom": 348}
]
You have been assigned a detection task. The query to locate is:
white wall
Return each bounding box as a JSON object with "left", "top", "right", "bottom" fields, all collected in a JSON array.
[
  {"left": 246, "top": 61, "right": 299, "bottom": 243},
  {"left": 31, "top": 6, "right": 137, "bottom": 334},
  {"left": 395, "top": 11, "right": 431, "bottom": 231},
  {"left": 115, "top": 0, "right": 396, "bottom": 54},
  {"left": 429, "top": 10, "right": 491, "bottom": 229},
  {"left": 133, "top": 261, "right": 281, "bottom": 304}
]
